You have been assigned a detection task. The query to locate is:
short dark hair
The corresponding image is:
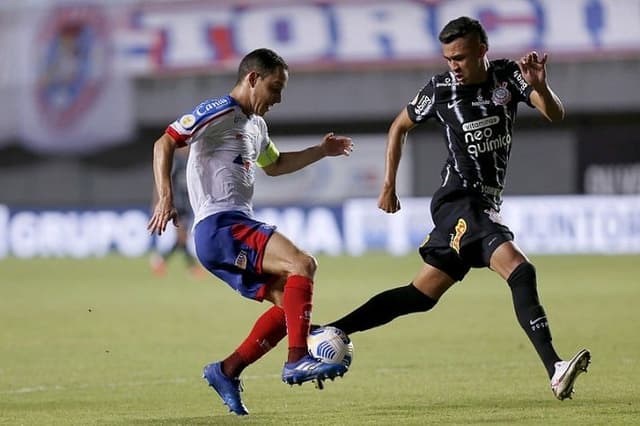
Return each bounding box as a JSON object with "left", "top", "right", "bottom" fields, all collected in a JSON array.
[
  {"left": 438, "top": 16, "right": 488, "bottom": 48},
  {"left": 236, "top": 48, "right": 288, "bottom": 83}
]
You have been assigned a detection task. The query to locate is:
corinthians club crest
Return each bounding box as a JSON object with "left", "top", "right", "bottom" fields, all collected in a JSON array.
[
  {"left": 35, "top": 5, "right": 109, "bottom": 129},
  {"left": 491, "top": 82, "right": 512, "bottom": 106}
]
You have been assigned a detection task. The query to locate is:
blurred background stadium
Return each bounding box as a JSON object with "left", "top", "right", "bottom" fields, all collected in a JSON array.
[
  {"left": 1, "top": 0, "right": 639, "bottom": 260},
  {"left": 2, "top": 1, "right": 640, "bottom": 424}
]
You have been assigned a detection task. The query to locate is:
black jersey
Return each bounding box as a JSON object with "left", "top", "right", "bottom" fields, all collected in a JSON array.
[{"left": 407, "top": 59, "right": 533, "bottom": 210}]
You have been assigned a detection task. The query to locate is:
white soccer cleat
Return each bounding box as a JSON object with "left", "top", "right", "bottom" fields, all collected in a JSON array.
[{"left": 550, "top": 349, "right": 591, "bottom": 400}]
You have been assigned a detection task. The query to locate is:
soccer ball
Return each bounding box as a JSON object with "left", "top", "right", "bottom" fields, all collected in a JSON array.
[{"left": 307, "top": 326, "right": 354, "bottom": 367}]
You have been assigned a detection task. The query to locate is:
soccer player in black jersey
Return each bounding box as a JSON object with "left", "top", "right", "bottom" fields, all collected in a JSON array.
[{"left": 327, "top": 16, "right": 590, "bottom": 400}]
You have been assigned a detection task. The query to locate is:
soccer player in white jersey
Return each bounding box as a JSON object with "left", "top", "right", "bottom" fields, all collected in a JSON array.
[
  {"left": 325, "top": 17, "right": 590, "bottom": 401},
  {"left": 147, "top": 48, "right": 354, "bottom": 416}
]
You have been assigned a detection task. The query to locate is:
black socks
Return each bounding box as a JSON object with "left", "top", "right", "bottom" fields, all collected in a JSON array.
[
  {"left": 326, "top": 263, "right": 561, "bottom": 379},
  {"left": 327, "top": 283, "right": 437, "bottom": 335},
  {"left": 508, "top": 262, "right": 561, "bottom": 377}
]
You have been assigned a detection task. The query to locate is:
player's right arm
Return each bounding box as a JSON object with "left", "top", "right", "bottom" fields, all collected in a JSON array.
[
  {"left": 147, "top": 133, "right": 178, "bottom": 236},
  {"left": 378, "top": 108, "right": 416, "bottom": 214}
]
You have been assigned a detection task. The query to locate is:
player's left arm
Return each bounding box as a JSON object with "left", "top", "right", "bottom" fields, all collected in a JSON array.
[
  {"left": 519, "top": 51, "right": 565, "bottom": 122},
  {"left": 261, "top": 132, "right": 354, "bottom": 176}
]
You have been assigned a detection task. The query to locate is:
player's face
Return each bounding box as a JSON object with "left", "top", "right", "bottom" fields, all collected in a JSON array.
[
  {"left": 251, "top": 66, "right": 288, "bottom": 116},
  {"left": 442, "top": 35, "right": 488, "bottom": 85}
]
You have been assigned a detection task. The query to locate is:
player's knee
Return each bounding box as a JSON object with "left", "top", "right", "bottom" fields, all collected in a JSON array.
[
  {"left": 405, "top": 283, "right": 438, "bottom": 312},
  {"left": 290, "top": 251, "right": 317, "bottom": 278},
  {"left": 507, "top": 261, "right": 536, "bottom": 289}
]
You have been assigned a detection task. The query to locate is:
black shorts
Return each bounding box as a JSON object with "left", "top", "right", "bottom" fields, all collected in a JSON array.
[{"left": 418, "top": 192, "right": 513, "bottom": 282}]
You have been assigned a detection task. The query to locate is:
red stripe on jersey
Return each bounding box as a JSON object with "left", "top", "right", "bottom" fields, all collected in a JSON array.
[
  {"left": 167, "top": 107, "right": 235, "bottom": 146},
  {"left": 231, "top": 223, "right": 270, "bottom": 274},
  {"left": 165, "top": 126, "right": 188, "bottom": 147}
]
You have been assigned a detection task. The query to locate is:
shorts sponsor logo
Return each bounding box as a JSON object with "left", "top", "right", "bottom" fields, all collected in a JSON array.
[
  {"left": 235, "top": 250, "right": 248, "bottom": 270},
  {"left": 484, "top": 208, "right": 504, "bottom": 224},
  {"left": 450, "top": 218, "right": 467, "bottom": 254}
]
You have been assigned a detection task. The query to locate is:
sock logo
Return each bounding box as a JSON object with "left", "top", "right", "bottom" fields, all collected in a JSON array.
[
  {"left": 529, "top": 316, "right": 546, "bottom": 325},
  {"left": 529, "top": 315, "right": 548, "bottom": 330}
]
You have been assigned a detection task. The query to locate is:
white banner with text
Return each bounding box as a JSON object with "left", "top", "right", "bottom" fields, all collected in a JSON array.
[{"left": 0, "top": 195, "right": 638, "bottom": 259}]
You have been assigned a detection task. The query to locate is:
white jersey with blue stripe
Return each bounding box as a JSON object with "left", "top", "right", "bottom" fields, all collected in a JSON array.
[{"left": 166, "top": 95, "right": 275, "bottom": 225}]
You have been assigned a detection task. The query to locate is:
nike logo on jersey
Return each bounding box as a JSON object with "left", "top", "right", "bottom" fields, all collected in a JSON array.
[{"left": 447, "top": 99, "right": 462, "bottom": 109}]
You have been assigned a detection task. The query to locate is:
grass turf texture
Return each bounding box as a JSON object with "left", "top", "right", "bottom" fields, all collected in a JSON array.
[{"left": 1, "top": 254, "right": 638, "bottom": 425}]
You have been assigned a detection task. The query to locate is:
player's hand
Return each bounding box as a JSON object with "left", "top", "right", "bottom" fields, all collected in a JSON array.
[
  {"left": 518, "top": 51, "right": 548, "bottom": 90},
  {"left": 147, "top": 198, "right": 178, "bottom": 236},
  {"left": 321, "top": 132, "right": 354, "bottom": 157},
  {"left": 378, "top": 186, "right": 401, "bottom": 213}
]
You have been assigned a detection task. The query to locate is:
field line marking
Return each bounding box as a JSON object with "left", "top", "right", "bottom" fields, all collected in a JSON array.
[{"left": 1, "top": 374, "right": 283, "bottom": 395}]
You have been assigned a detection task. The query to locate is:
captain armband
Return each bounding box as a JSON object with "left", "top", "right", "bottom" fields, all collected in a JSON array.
[{"left": 256, "top": 139, "right": 280, "bottom": 167}]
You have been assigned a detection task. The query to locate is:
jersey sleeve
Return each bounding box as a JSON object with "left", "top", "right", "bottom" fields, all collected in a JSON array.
[
  {"left": 254, "top": 117, "right": 280, "bottom": 168},
  {"left": 406, "top": 77, "right": 436, "bottom": 123},
  {"left": 505, "top": 60, "right": 534, "bottom": 107},
  {"left": 165, "top": 96, "right": 237, "bottom": 147}
]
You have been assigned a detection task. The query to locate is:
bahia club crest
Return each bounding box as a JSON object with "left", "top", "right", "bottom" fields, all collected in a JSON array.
[{"left": 35, "top": 5, "right": 110, "bottom": 130}]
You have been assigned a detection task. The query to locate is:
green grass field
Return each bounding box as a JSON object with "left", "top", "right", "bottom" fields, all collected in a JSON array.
[{"left": 1, "top": 254, "right": 639, "bottom": 425}]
